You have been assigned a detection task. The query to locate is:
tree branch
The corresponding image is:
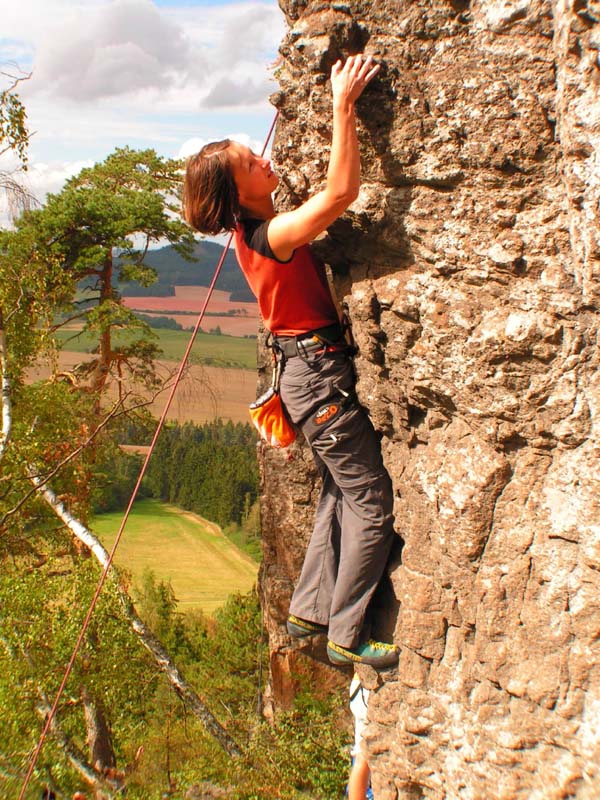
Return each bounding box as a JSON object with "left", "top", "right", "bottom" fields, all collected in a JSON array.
[
  {"left": 31, "top": 476, "right": 243, "bottom": 759},
  {"left": 48, "top": 310, "right": 90, "bottom": 334},
  {"left": 36, "top": 691, "right": 121, "bottom": 797},
  {"left": 0, "top": 66, "right": 33, "bottom": 94},
  {"left": 14, "top": 627, "right": 121, "bottom": 797},
  {"left": 37, "top": 689, "right": 113, "bottom": 788},
  {"left": 0, "top": 168, "right": 37, "bottom": 215},
  {"left": 4, "top": 281, "right": 26, "bottom": 325}
]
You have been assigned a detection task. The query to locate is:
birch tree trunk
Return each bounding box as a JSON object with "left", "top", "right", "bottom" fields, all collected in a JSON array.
[{"left": 37, "top": 691, "right": 121, "bottom": 798}]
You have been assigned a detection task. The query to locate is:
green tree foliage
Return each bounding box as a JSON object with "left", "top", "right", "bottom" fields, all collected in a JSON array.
[
  {"left": 124, "top": 583, "right": 351, "bottom": 800},
  {"left": 145, "top": 420, "right": 259, "bottom": 528},
  {"left": 90, "top": 443, "right": 151, "bottom": 514},
  {"left": 0, "top": 111, "right": 347, "bottom": 797},
  {"left": 10, "top": 147, "right": 196, "bottom": 393},
  {"left": 0, "top": 71, "right": 29, "bottom": 164},
  {"left": 0, "top": 554, "right": 161, "bottom": 797},
  {"left": 0, "top": 227, "right": 68, "bottom": 384},
  {"left": 0, "top": 141, "right": 212, "bottom": 796},
  {"left": 224, "top": 493, "right": 262, "bottom": 561},
  {"left": 1, "top": 68, "right": 35, "bottom": 217}
]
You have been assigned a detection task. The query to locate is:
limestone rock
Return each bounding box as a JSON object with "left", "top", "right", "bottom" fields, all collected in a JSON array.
[{"left": 258, "top": 1, "right": 600, "bottom": 796}]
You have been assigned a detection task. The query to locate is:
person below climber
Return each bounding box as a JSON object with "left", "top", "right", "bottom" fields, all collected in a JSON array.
[
  {"left": 348, "top": 673, "right": 374, "bottom": 800},
  {"left": 182, "top": 54, "right": 398, "bottom": 669}
]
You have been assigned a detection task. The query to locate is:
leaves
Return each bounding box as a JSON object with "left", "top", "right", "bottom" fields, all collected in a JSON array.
[
  {"left": 15, "top": 148, "right": 195, "bottom": 277},
  {"left": 0, "top": 138, "right": 350, "bottom": 798},
  {"left": 0, "top": 79, "right": 29, "bottom": 164}
]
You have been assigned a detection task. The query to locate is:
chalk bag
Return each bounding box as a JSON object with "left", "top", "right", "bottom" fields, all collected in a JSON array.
[{"left": 249, "top": 387, "right": 296, "bottom": 448}]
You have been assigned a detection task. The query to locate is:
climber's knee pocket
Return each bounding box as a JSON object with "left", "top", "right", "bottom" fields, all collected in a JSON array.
[{"left": 310, "top": 405, "right": 391, "bottom": 493}]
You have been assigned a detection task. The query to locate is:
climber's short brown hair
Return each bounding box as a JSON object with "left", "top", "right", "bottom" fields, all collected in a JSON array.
[{"left": 182, "top": 140, "right": 240, "bottom": 235}]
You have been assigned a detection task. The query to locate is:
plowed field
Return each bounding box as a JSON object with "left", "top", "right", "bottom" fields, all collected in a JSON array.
[
  {"left": 28, "top": 353, "right": 258, "bottom": 424},
  {"left": 122, "top": 286, "right": 260, "bottom": 337}
]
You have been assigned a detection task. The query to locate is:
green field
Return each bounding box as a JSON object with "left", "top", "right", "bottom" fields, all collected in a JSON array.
[
  {"left": 92, "top": 499, "right": 258, "bottom": 615},
  {"left": 54, "top": 328, "right": 257, "bottom": 369}
]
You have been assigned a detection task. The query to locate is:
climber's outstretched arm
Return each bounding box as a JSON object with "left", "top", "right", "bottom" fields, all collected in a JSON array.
[{"left": 267, "top": 54, "right": 379, "bottom": 261}]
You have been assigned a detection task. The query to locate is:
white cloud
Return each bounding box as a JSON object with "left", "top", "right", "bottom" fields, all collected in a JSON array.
[
  {"left": 26, "top": 158, "right": 95, "bottom": 198},
  {"left": 178, "top": 131, "right": 265, "bottom": 160},
  {"left": 202, "top": 75, "right": 272, "bottom": 108},
  {"left": 218, "top": 4, "right": 284, "bottom": 64},
  {"left": 0, "top": 153, "right": 93, "bottom": 227},
  {"left": 18, "top": 0, "right": 283, "bottom": 110},
  {"left": 178, "top": 137, "right": 210, "bottom": 159},
  {"left": 0, "top": 1, "right": 285, "bottom": 211},
  {"left": 33, "top": 0, "right": 195, "bottom": 101}
]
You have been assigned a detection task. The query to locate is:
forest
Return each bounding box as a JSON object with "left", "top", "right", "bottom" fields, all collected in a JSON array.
[
  {"left": 143, "top": 420, "right": 258, "bottom": 526},
  {"left": 94, "top": 418, "right": 262, "bottom": 560},
  {"left": 117, "top": 241, "right": 254, "bottom": 302},
  {"left": 0, "top": 78, "right": 350, "bottom": 799}
]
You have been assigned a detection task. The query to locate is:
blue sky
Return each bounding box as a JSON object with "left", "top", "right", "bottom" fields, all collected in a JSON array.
[{"left": 0, "top": 0, "right": 285, "bottom": 225}]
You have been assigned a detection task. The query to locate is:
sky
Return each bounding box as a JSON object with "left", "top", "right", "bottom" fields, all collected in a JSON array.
[{"left": 0, "top": 0, "right": 286, "bottom": 227}]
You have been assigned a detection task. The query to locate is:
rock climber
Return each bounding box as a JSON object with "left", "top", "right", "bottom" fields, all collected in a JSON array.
[{"left": 182, "top": 54, "right": 398, "bottom": 669}]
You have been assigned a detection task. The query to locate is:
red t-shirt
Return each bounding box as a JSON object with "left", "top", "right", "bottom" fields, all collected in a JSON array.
[{"left": 234, "top": 218, "right": 339, "bottom": 336}]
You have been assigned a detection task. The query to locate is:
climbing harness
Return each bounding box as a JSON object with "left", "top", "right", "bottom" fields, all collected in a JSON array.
[
  {"left": 248, "top": 323, "right": 344, "bottom": 448},
  {"left": 272, "top": 321, "right": 348, "bottom": 360},
  {"left": 249, "top": 320, "right": 357, "bottom": 448},
  {"left": 272, "top": 316, "right": 357, "bottom": 362},
  {"left": 275, "top": 320, "right": 358, "bottom": 445},
  {"left": 18, "top": 111, "right": 280, "bottom": 800}
]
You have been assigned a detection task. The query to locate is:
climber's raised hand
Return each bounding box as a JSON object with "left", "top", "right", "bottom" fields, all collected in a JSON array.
[
  {"left": 267, "top": 55, "right": 377, "bottom": 261},
  {"left": 330, "top": 54, "right": 380, "bottom": 107}
]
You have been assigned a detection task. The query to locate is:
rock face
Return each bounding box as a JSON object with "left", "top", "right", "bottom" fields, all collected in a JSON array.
[{"left": 258, "top": 1, "right": 600, "bottom": 797}]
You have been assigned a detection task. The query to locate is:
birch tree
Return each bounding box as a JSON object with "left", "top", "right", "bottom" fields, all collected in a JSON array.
[
  {"left": 30, "top": 474, "right": 242, "bottom": 758},
  {"left": 0, "top": 67, "right": 32, "bottom": 459}
]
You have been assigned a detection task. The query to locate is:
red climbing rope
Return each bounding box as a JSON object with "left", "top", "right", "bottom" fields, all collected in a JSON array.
[{"left": 18, "top": 109, "right": 279, "bottom": 799}]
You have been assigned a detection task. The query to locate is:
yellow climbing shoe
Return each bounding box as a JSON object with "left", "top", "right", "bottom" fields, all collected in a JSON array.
[
  {"left": 327, "top": 639, "right": 399, "bottom": 669},
  {"left": 287, "top": 614, "right": 328, "bottom": 638}
]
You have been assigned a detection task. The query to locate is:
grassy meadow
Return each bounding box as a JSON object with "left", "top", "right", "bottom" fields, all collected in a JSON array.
[
  {"left": 93, "top": 498, "right": 258, "bottom": 615},
  {"left": 54, "top": 327, "right": 257, "bottom": 369}
]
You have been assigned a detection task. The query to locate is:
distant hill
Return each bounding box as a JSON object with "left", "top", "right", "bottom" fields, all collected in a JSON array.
[{"left": 118, "top": 240, "right": 254, "bottom": 302}]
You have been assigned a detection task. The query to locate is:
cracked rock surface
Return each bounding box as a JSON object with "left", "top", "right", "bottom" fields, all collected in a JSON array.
[{"left": 257, "top": 1, "right": 600, "bottom": 797}]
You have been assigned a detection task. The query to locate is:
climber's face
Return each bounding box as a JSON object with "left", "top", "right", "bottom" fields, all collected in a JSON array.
[{"left": 228, "top": 141, "right": 279, "bottom": 208}]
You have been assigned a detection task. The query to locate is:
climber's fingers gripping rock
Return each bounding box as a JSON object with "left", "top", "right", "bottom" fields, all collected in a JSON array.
[{"left": 331, "top": 54, "right": 380, "bottom": 107}]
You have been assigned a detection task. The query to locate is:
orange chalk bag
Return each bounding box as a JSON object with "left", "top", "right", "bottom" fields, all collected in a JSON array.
[{"left": 248, "top": 354, "right": 296, "bottom": 448}]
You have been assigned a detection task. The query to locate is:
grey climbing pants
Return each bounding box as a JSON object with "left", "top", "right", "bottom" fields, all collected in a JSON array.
[{"left": 279, "top": 347, "right": 395, "bottom": 649}]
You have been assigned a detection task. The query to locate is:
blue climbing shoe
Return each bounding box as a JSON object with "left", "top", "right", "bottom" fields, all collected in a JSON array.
[
  {"left": 327, "top": 639, "right": 399, "bottom": 669},
  {"left": 287, "top": 614, "right": 328, "bottom": 638}
]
